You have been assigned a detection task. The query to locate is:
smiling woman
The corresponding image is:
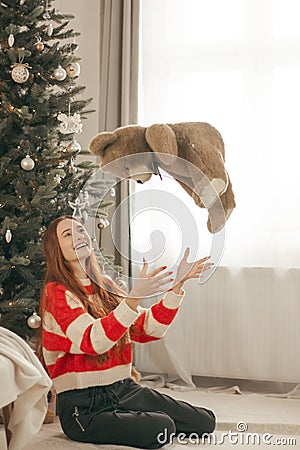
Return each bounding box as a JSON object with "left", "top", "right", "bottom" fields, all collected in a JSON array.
[
  {"left": 38, "top": 215, "right": 215, "bottom": 448},
  {"left": 56, "top": 218, "right": 92, "bottom": 278}
]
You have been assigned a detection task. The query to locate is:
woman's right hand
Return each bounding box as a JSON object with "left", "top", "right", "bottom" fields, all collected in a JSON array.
[{"left": 125, "top": 259, "right": 173, "bottom": 311}]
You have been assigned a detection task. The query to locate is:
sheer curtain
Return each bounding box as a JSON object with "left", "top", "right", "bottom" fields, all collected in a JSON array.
[
  {"left": 133, "top": 0, "right": 300, "bottom": 388},
  {"left": 136, "top": 0, "right": 300, "bottom": 268}
]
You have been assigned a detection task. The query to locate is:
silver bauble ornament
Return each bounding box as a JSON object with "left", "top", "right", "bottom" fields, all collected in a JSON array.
[
  {"left": 11, "top": 64, "right": 30, "bottom": 83},
  {"left": 27, "top": 312, "right": 41, "bottom": 329},
  {"left": 67, "top": 140, "right": 81, "bottom": 153},
  {"left": 66, "top": 62, "right": 81, "bottom": 78},
  {"left": 21, "top": 154, "right": 35, "bottom": 171},
  {"left": 53, "top": 66, "right": 67, "bottom": 81},
  {"left": 5, "top": 229, "right": 12, "bottom": 243}
]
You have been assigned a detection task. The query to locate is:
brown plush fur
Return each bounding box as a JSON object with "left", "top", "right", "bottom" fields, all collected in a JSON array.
[{"left": 89, "top": 122, "right": 235, "bottom": 233}]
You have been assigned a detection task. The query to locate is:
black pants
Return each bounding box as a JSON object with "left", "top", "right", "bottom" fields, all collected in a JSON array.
[{"left": 58, "top": 378, "right": 215, "bottom": 449}]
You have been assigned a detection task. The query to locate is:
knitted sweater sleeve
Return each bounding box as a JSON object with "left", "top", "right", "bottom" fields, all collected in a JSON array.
[
  {"left": 130, "top": 289, "right": 184, "bottom": 343},
  {"left": 44, "top": 282, "right": 139, "bottom": 356}
]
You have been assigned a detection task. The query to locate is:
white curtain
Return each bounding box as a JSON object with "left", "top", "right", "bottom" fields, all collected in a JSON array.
[
  {"left": 98, "top": 0, "right": 140, "bottom": 280},
  {"left": 132, "top": 0, "right": 300, "bottom": 389},
  {"left": 136, "top": 0, "right": 300, "bottom": 269}
]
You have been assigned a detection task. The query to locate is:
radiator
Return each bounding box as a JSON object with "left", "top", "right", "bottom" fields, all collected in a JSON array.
[{"left": 134, "top": 267, "right": 300, "bottom": 384}]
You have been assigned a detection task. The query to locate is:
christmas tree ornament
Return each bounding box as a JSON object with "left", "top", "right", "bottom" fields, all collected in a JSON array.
[
  {"left": 67, "top": 139, "right": 81, "bottom": 153},
  {"left": 21, "top": 154, "right": 35, "bottom": 171},
  {"left": 8, "top": 33, "right": 15, "bottom": 47},
  {"left": 69, "top": 197, "right": 87, "bottom": 219},
  {"left": 5, "top": 229, "right": 12, "bottom": 243},
  {"left": 98, "top": 217, "right": 110, "bottom": 229},
  {"left": 19, "top": 87, "right": 28, "bottom": 97},
  {"left": 53, "top": 65, "right": 67, "bottom": 81},
  {"left": 57, "top": 112, "right": 83, "bottom": 134},
  {"left": 20, "top": 0, "right": 26, "bottom": 5},
  {"left": 34, "top": 35, "right": 44, "bottom": 52},
  {"left": 27, "top": 312, "right": 41, "bottom": 329},
  {"left": 8, "top": 104, "right": 15, "bottom": 112},
  {"left": 66, "top": 62, "right": 81, "bottom": 78},
  {"left": 47, "top": 23, "right": 53, "bottom": 37},
  {"left": 11, "top": 62, "right": 31, "bottom": 83}
]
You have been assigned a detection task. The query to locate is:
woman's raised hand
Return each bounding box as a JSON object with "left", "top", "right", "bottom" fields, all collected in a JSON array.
[
  {"left": 128, "top": 258, "right": 174, "bottom": 300},
  {"left": 172, "top": 248, "right": 214, "bottom": 292}
]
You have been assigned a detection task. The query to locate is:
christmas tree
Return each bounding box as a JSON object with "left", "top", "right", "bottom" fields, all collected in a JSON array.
[{"left": 0, "top": 0, "right": 102, "bottom": 339}]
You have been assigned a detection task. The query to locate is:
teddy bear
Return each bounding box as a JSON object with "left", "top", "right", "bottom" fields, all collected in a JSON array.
[{"left": 89, "top": 122, "right": 236, "bottom": 233}]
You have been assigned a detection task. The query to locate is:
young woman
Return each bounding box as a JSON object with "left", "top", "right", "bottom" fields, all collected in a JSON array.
[{"left": 40, "top": 215, "right": 215, "bottom": 448}]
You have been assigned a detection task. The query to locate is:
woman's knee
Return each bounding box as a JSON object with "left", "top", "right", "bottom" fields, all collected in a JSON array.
[
  {"left": 200, "top": 408, "right": 216, "bottom": 435},
  {"left": 149, "top": 412, "right": 176, "bottom": 448}
]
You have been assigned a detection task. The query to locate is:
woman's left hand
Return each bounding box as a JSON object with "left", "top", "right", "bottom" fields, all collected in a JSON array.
[{"left": 172, "top": 248, "right": 214, "bottom": 292}]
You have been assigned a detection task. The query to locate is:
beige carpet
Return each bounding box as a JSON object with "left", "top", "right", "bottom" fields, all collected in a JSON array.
[{"left": 1, "top": 388, "right": 299, "bottom": 450}]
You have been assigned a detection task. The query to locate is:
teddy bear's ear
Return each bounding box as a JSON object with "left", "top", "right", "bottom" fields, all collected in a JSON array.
[
  {"left": 89, "top": 132, "right": 118, "bottom": 159},
  {"left": 145, "top": 124, "right": 178, "bottom": 166}
]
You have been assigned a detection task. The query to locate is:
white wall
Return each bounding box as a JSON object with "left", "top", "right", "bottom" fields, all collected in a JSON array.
[{"left": 55, "top": 0, "right": 101, "bottom": 149}]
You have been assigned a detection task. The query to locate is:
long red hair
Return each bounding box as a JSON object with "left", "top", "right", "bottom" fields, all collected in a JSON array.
[{"left": 39, "top": 215, "right": 128, "bottom": 364}]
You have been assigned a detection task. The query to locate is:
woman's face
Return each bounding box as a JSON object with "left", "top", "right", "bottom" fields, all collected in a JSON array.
[{"left": 56, "top": 218, "right": 92, "bottom": 263}]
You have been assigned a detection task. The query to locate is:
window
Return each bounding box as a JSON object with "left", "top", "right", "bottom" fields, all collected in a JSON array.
[{"left": 135, "top": 0, "right": 300, "bottom": 268}]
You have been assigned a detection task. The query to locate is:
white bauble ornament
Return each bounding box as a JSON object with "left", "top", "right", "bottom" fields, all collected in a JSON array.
[
  {"left": 21, "top": 154, "right": 35, "bottom": 171},
  {"left": 67, "top": 139, "right": 81, "bottom": 153},
  {"left": 66, "top": 62, "right": 81, "bottom": 78},
  {"left": 53, "top": 66, "right": 66, "bottom": 81},
  {"left": 8, "top": 33, "right": 15, "bottom": 47},
  {"left": 27, "top": 312, "right": 41, "bottom": 329},
  {"left": 11, "top": 64, "right": 30, "bottom": 83},
  {"left": 47, "top": 23, "right": 53, "bottom": 36},
  {"left": 5, "top": 229, "right": 12, "bottom": 243}
]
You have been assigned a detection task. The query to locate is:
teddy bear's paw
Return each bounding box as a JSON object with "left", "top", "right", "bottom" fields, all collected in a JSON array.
[
  {"left": 194, "top": 177, "right": 226, "bottom": 209},
  {"left": 207, "top": 202, "right": 234, "bottom": 233}
]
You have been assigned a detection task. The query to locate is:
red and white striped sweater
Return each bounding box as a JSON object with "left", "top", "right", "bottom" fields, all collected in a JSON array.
[{"left": 42, "top": 279, "right": 184, "bottom": 393}]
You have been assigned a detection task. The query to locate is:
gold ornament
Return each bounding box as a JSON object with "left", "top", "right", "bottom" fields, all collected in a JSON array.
[
  {"left": 35, "top": 41, "right": 44, "bottom": 52},
  {"left": 66, "top": 62, "right": 81, "bottom": 78},
  {"left": 11, "top": 62, "right": 31, "bottom": 83},
  {"left": 8, "top": 105, "right": 15, "bottom": 112}
]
